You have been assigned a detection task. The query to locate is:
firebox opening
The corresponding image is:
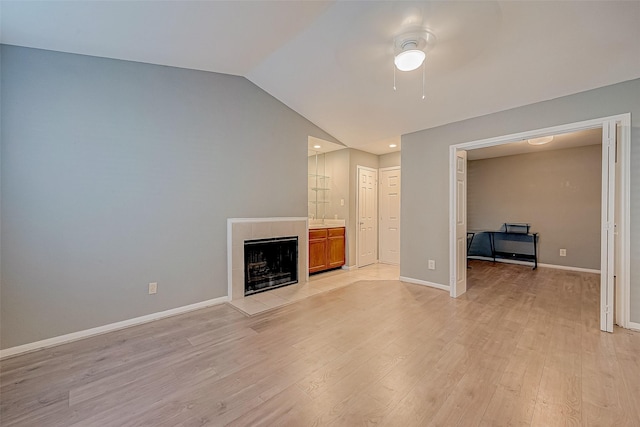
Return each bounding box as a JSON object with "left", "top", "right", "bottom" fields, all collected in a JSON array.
[{"left": 244, "top": 236, "right": 298, "bottom": 296}]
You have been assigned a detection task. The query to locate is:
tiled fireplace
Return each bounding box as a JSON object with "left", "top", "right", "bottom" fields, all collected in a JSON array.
[{"left": 227, "top": 218, "right": 308, "bottom": 301}]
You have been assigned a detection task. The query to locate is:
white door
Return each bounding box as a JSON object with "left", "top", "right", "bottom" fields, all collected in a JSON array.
[
  {"left": 379, "top": 168, "right": 401, "bottom": 265},
  {"left": 452, "top": 150, "right": 467, "bottom": 297},
  {"left": 601, "top": 121, "right": 616, "bottom": 332},
  {"left": 357, "top": 166, "right": 378, "bottom": 267},
  {"left": 614, "top": 123, "right": 623, "bottom": 327}
]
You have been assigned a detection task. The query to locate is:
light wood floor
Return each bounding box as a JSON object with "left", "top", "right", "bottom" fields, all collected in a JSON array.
[{"left": 1, "top": 261, "right": 639, "bottom": 426}]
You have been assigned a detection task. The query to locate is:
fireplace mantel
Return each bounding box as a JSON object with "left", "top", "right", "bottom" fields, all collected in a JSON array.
[{"left": 227, "top": 217, "right": 309, "bottom": 301}]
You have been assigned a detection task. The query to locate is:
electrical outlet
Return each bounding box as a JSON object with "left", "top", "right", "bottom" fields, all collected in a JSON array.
[
  {"left": 428, "top": 259, "right": 436, "bottom": 270},
  {"left": 559, "top": 249, "right": 567, "bottom": 257},
  {"left": 148, "top": 282, "right": 158, "bottom": 294}
]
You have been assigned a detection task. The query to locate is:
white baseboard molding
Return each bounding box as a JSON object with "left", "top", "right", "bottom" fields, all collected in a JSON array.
[
  {"left": 0, "top": 296, "right": 229, "bottom": 360},
  {"left": 399, "top": 276, "right": 450, "bottom": 292},
  {"left": 537, "top": 263, "right": 600, "bottom": 274},
  {"left": 628, "top": 321, "right": 640, "bottom": 332},
  {"left": 341, "top": 265, "right": 357, "bottom": 271},
  {"left": 468, "top": 256, "right": 600, "bottom": 274}
]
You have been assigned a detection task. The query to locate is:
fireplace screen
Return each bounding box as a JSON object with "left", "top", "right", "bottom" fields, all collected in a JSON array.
[{"left": 244, "top": 236, "right": 298, "bottom": 296}]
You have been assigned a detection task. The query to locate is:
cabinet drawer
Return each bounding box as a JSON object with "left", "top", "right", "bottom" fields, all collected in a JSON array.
[
  {"left": 309, "top": 229, "right": 328, "bottom": 240},
  {"left": 328, "top": 227, "right": 345, "bottom": 237}
]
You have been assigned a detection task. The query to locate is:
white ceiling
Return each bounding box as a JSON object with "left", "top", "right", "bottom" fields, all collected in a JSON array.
[
  {"left": 308, "top": 136, "right": 347, "bottom": 157},
  {"left": 467, "top": 128, "right": 602, "bottom": 161},
  {"left": 2, "top": 1, "right": 639, "bottom": 155}
]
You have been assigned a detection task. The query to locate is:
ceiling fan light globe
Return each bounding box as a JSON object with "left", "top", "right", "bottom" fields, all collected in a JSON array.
[{"left": 394, "top": 49, "right": 425, "bottom": 71}]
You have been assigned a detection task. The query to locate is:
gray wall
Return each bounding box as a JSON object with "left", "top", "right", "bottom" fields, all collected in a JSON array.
[
  {"left": 401, "top": 78, "right": 640, "bottom": 323},
  {"left": 468, "top": 145, "right": 602, "bottom": 269},
  {"left": 0, "top": 45, "right": 339, "bottom": 349},
  {"left": 379, "top": 151, "right": 401, "bottom": 169}
]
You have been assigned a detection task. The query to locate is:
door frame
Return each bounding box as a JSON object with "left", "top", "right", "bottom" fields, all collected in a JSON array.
[
  {"left": 449, "top": 113, "right": 631, "bottom": 331},
  {"left": 356, "top": 165, "right": 378, "bottom": 267},
  {"left": 378, "top": 166, "right": 401, "bottom": 265}
]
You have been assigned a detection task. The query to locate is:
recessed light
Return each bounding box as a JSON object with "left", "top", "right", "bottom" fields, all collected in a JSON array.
[
  {"left": 313, "top": 145, "right": 321, "bottom": 149},
  {"left": 389, "top": 144, "right": 397, "bottom": 148},
  {"left": 527, "top": 136, "right": 554, "bottom": 146}
]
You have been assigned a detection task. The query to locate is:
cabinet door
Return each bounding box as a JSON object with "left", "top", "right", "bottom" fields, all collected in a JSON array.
[
  {"left": 309, "top": 229, "right": 328, "bottom": 274},
  {"left": 327, "top": 228, "right": 346, "bottom": 269}
]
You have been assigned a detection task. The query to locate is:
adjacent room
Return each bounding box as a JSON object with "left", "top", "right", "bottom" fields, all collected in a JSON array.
[
  {"left": 466, "top": 129, "right": 602, "bottom": 273},
  {"left": 1, "top": 1, "right": 640, "bottom": 425}
]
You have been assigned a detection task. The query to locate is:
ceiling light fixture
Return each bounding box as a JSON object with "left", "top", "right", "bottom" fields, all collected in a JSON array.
[
  {"left": 393, "top": 30, "right": 436, "bottom": 99},
  {"left": 394, "top": 41, "right": 425, "bottom": 72},
  {"left": 389, "top": 143, "right": 398, "bottom": 148},
  {"left": 313, "top": 144, "right": 321, "bottom": 149},
  {"left": 527, "top": 136, "right": 554, "bottom": 146}
]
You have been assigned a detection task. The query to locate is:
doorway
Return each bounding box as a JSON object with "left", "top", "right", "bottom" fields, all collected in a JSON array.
[
  {"left": 379, "top": 167, "right": 401, "bottom": 265},
  {"left": 357, "top": 166, "right": 378, "bottom": 267},
  {"left": 449, "top": 114, "right": 630, "bottom": 332}
]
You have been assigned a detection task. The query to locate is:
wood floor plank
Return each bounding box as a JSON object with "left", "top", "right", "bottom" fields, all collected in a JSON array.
[
  {"left": 2, "top": 261, "right": 639, "bottom": 426},
  {"left": 378, "top": 341, "right": 472, "bottom": 426}
]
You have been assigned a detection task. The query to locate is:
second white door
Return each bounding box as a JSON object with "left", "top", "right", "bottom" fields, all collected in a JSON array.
[
  {"left": 357, "top": 166, "right": 378, "bottom": 267},
  {"left": 379, "top": 167, "right": 401, "bottom": 264}
]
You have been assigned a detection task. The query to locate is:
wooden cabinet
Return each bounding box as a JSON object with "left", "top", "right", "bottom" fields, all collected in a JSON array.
[
  {"left": 327, "top": 227, "right": 346, "bottom": 269},
  {"left": 309, "top": 227, "right": 345, "bottom": 274},
  {"left": 309, "top": 229, "right": 328, "bottom": 274}
]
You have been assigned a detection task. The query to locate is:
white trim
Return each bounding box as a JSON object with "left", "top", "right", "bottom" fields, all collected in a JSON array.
[
  {"left": 449, "top": 144, "right": 457, "bottom": 296},
  {"left": 400, "top": 276, "right": 450, "bottom": 292},
  {"left": 536, "top": 263, "right": 600, "bottom": 274},
  {"left": 341, "top": 265, "right": 358, "bottom": 271},
  {"left": 378, "top": 166, "right": 401, "bottom": 172},
  {"left": 226, "top": 217, "right": 309, "bottom": 223},
  {"left": 628, "top": 322, "right": 640, "bottom": 332},
  {"left": 452, "top": 114, "right": 630, "bottom": 151},
  {"left": 617, "top": 115, "right": 631, "bottom": 329},
  {"left": 227, "top": 219, "right": 234, "bottom": 299},
  {"left": 449, "top": 113, "right": 631, "bottom": 330},
  {"left": 0, "top": 296, "right": 229, "bottom": 360},
  {"left": 601, "top": 121, "right": 616, "bottom": 332},
  {"left": 468, "top": 256, "right": 600, "bottom": 274}
]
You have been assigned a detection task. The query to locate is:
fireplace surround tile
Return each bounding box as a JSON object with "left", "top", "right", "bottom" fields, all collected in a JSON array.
[
  {"left": 271, "top": 221, "right": 295, "bottom": 237},
  {"left": 229, "top": 297, "right": 270, "bottom": 316},
  {"left": 228, "top": 263, "right": 400, "bottom": 316},
  {"left": 251, "top": 222, "right": 273, "bottom": 239},
  {"left": 227, "top": 217, "right": 308, "bottom": 301},
  {"left": 250, "top": 290, "right": 289, "bottom": 306},
  {"left": 232, "top": 267, "right": 244, "bottom": 299}
]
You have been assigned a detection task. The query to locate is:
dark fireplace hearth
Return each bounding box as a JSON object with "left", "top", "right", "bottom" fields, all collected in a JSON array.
[{"left": 244, "top": 236, "right": 298, "bottom": 296}]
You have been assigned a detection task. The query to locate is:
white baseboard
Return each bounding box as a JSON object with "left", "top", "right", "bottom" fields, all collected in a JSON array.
[
  {"left": 628, "top": 321, "right": 640, "bottom": 332},
  {"left": 537, "top": 263, "right": 600, "bottom": 274},
  {"left": 399, "top": 276, "right": 450, "bottom": 292},
  {"left": 468, "top": 256, "right": 600, "bottom": 274},
  {"left": 0, "top": 296, "right": 229, "bottom": 360},
  {"left": 468, "top": 256, "right": 534, "bottom": 267},
  {"left": 341, "top": 265, "right": 357, "bottom": 271}
]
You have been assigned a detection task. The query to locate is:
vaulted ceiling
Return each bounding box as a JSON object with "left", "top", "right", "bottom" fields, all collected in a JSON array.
[{"left": 2, "top": 1, "right": 639, "bottom": 154}]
